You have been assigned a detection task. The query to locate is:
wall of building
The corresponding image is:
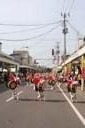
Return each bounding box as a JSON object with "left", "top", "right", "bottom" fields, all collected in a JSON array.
[{"left": 10, "top": 49, "right": 33, "bottom": 65}]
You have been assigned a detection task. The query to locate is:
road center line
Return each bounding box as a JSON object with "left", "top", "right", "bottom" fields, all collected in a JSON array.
[
  {"left": 57, "top": 85, "right": 85, "bottom": 126},
  {"left": 6, "top": 91, "right": 23, "bottom": 102}
]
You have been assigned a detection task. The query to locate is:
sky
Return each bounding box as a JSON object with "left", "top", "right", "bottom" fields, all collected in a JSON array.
[{"left": 0, "top": 0, "right": 85, "bottom": 67}]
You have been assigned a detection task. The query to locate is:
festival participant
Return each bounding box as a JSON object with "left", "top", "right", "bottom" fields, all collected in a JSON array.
[
  {"left": 67, "top": 75, "right": 78, "bottom": 102},
  {"left": 32, "top": 73, "right": 46, "bottom": 100},
  {"left": 37, "top": 76, "right": 45, "bottom": 100},
  {"left": 58, "top": 74, "right": 64, "bottom": 86},
  {"left": 48, "top": 73, "right": 56, "bottom": 90},
  {"left": 32, "top": 73, "right": 41, "bottom": 98},
  {"left": 70, "top": 76, "right": 78, "bottom": 102},
  {"left": 66, "top": 76, "right": 73, "bottom": 98},
  {"left": 26, "top": 73, "right": 32, "bottom": 86},
  {"left": 8, "top": 72, "right": 19, "bottom": 101}
]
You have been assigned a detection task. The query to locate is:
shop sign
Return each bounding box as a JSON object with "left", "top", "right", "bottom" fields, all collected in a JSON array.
[{"left": 81, "top": 67, "right": 85, "bottom": 79}]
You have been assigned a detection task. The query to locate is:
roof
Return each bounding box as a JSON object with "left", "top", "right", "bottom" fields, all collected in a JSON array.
[
  {"left": 62, "top": 45, "right": 85, "bottom": 66},
  {"left": 19, "top": 65, "right": 37, "bottom": 70},
  {"left": 0, "top": 52, "right": 14, "bottom": 60},
  {"left": 0, "top": 52, "right": 19, "bottom": 65}
]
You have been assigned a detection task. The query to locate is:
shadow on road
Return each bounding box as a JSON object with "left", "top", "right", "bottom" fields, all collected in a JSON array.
[
  {"left": 74, "top": 101, "right": 85, "bottom": 104},
  {"left": 44, "top": 89, "right": 68, "bottom": 93},
  {"left": 19, "top": 98, "right": 66, "bottom": 103},
  {"left": 45, "top": 99, "right": 66, "bottom": 103}
]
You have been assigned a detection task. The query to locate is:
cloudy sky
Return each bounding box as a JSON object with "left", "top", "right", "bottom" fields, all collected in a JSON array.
[{"left": 0, "top": 0, "right": 85, "bottom": 67}]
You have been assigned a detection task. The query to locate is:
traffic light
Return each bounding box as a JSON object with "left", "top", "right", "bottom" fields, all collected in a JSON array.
[
  {"left": 52, "top": 49, "right": 54, "bottom": 56},
  {"left": 83, "top": 37, "right": 85, "bottom": 42},
  {"left": 34, "top": 59, "right": 38, "bottom": 64},
  {"left": 34, "top": 59, "right": 36, "bottom": 64}
]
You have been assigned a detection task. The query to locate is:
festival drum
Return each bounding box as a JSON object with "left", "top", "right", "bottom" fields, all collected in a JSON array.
[
  {"left": 8, "top": 81, "right": 17, "bottom": 90},
  {"left": 51, "top": 80, "right": 55, "bottom": 85}
]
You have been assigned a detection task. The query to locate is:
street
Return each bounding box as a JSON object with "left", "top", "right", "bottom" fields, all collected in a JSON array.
[
  {"left": 0, "top": 1, "right": 85, "bottom": 128},
  {"left": 0, "top": 84, "right": 85, "bottom": 128}
]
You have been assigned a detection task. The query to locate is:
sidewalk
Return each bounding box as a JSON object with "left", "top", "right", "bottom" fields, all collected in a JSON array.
[
  {"left": 62, "top": 83, "right": 85, "bottom": 101},
  {"left": 77, "top": 86, "right": 85, "bottom": 100},
  {"left": 0, "top": 83, "right": 9, "bottom": 93}
]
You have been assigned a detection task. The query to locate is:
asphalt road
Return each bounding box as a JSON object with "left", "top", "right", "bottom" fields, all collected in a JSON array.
[{"left": 0, "top": 84, "right": 85, "bottom": 128}]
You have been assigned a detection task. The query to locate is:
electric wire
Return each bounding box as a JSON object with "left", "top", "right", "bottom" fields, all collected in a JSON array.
[
  {"left": 68, "top": 21, "right": 83, "bottom": 37},
  {"left": 62, "top": 0, "right": 66, "bottom": 13},
  {"left": 0, "top": 21, "right": 61, "bottom": 34},
  {"left": 55, "top": 0, "right": 66, "bottom": 15},
  {"left": 0, "top": 21, "right": 60, "bottom": 27},
  {"left": 69, "top": 0, "right": 76, "bottom": 12},
  {"left": 0, "top": 23, "right": 61, "bottom": 41},
  {"left": 61, "top": 0, "right": 76, "bottom": 16},
  {"left": 64, "top": 0, "right": 69, "bottom": 13}
]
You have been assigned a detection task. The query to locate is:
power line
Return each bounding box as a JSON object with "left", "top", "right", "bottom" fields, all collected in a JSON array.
[
  {"left": 61, "top": 0, "right": 76, "bottom": 15},
  {"left": 69, "top": 0, "right": 76, "bottom": 12},
  {"left": 0, "top": 21, "right": 60, "bottom": 27},
  {"left": 62, "top": 0, "right": 66, "bottom": 12},
  {"left": 62, "top": 0, "right": 69, "bottom": 13},
  {"left": 55, "top": 0, "right": 67, "bottom": 16},
  {"left": 68, "top": 21, "right": 83, "bottom": 37},
  {"left": 0, "top": 24, "right": 61, "bottom": 41},
  {"left": 64, "top": 0, "right": 69, "bottom": 13},
  {"left": 0, "top": 21, "right": 61, "bottom": 35}
]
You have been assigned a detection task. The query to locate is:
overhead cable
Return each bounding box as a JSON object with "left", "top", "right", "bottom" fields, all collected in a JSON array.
[
  {"left": 64, "top": 0, "right": 69, "bottom": 13},
  {"left": 69, "top": 0, "right": 76, "bottom": 12},
  {"left": 0, "top": 21, "right": 60, "bottom": 27},
  {"left": 0, "top": 21, "right": 61, "bottom": 34},
  {"left": 68, "top": 21, "right": 83, "bottom": 36},
  {"left": 62, "top": 0, "right": 66, "bottom": 12},
  {"left": 0, "top": 23, "right": 61, "bottom": 41}
]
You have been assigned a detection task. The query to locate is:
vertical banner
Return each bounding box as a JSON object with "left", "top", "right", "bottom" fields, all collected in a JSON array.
[{"left": 81, "top": 55, "right": 85, "bottom": 79}]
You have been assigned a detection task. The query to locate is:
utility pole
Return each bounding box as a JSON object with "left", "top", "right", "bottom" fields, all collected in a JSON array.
[
  {"left": 55, "top": 42, "right": 60, "bottom": 65},
  {"left": 61, "top": 13, "right": 68, "bottom": 61}
]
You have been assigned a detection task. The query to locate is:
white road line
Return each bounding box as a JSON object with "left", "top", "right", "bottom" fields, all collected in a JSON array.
[
  {"left": 57, "top": 85, "right": 85, "bottom": 126},
  {"left": 6, "top": 96, "right": 14, "bottom": 102},
  {"left": 6, "top": 91, "right": 23, "bottom": 102},
  {"left": 17, "top": 91, "right": 23, "bottom": 96}
]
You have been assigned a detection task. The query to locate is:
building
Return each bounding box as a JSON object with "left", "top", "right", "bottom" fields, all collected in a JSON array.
[
  {"left": 10, "top": 48, "right": 33, "bottom": 66},
  {"left": 62, "top": 42, "right": 85, "bottom": 91},
  {"left": 0, "top": 42, "right": 19, "bottom": 72}
]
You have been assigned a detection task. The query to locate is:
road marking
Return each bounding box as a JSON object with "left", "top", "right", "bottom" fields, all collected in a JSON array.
[
  {"left": 57, "top": 85, "right": 85, "bottom": 126},
  {"left": 17, "top": 91, "right": 23, "bottom": 96},
  {"left": 6, "top": 91, "right": 23, "bottom": 102}
]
